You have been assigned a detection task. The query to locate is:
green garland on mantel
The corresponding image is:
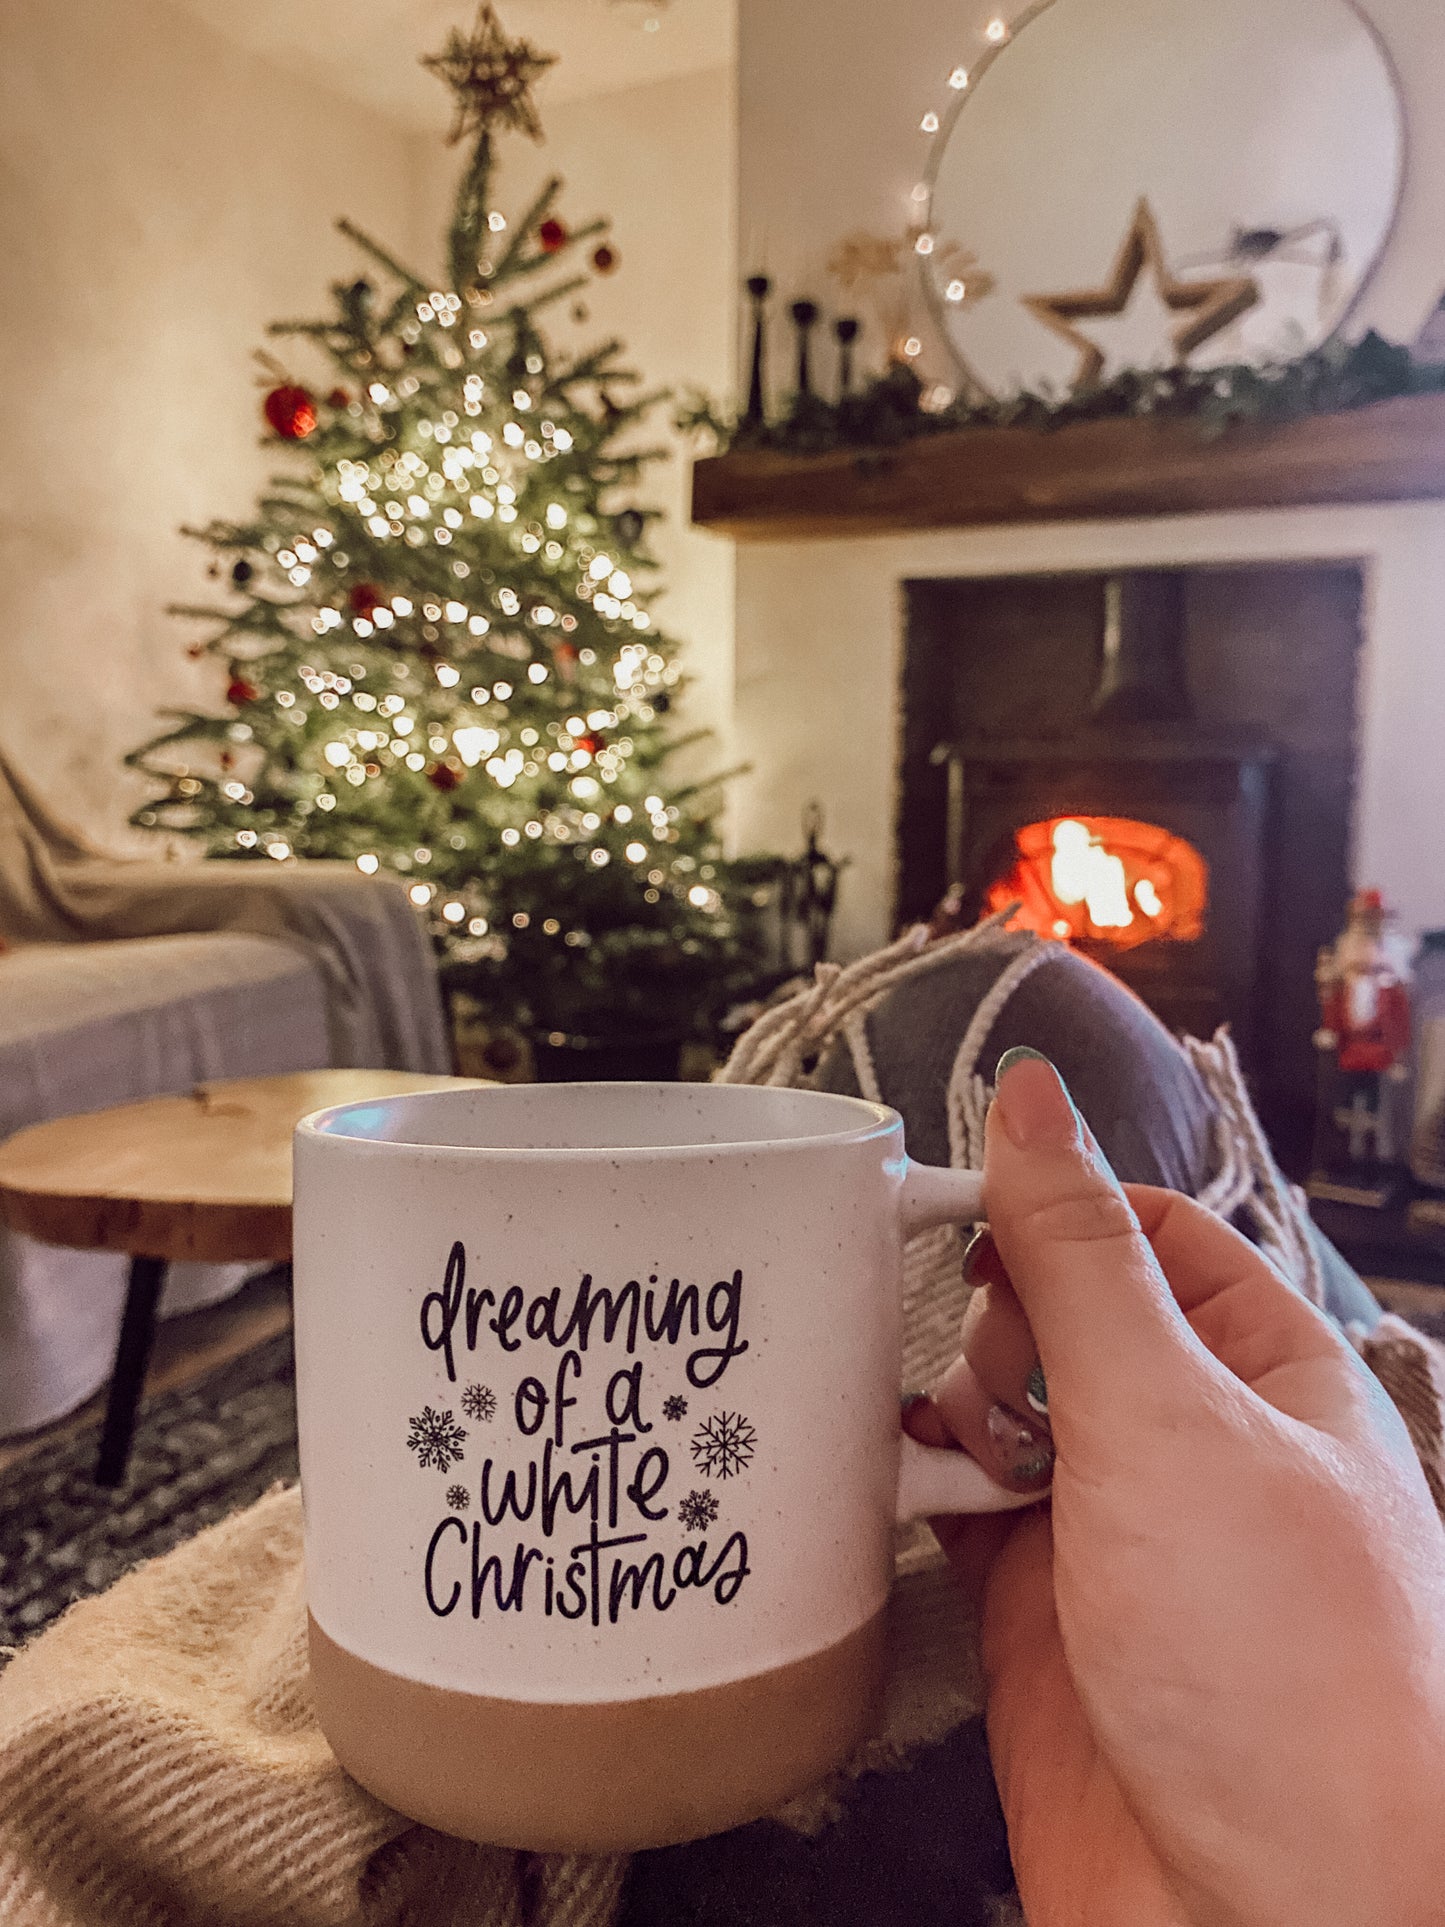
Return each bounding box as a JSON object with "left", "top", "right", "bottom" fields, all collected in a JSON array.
[{"left": 679, "top": 330, "right": 1445, "bottom": 460}]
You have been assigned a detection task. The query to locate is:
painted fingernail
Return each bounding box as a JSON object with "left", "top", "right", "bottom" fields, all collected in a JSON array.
[
  {"left": 1025, "top": 1362, "right": 1049, "bottom": 1417},
  {"left": 995, "top": 1045, "right": 1050, "bottom": 1076},
  {"left": 993, "top": 1049, "right": 1081, "bottom": 1152},
  {"left": 985, "top": 1403, "right": 1054, "bottom": 1485},
  {"left": 900, "top": 1389, "right": 953, "bottom": 1451},
  {"left": 961, "top": 1226, "right": 1010, "bottom": 1290}
]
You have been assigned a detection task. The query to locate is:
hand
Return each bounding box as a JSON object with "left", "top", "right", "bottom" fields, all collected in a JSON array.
[{"left": 906, "top": 1053, "right": 1445, "bottom": 1927}]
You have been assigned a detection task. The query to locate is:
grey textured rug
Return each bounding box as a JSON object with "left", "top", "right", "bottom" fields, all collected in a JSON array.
[{"left": 0, "top": 1328, "right": 298, "bottom": 1649}]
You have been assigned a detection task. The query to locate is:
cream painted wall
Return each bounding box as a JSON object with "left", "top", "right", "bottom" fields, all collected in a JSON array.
[
  {"left": 0, "top": 0, "right": 423, "bottom": 835},
  {"left": 414, "top": 62, "right": 739, "bottom": 785},
  {"left": 726, "top": 0, "right": 1445, "bottom": 953}
]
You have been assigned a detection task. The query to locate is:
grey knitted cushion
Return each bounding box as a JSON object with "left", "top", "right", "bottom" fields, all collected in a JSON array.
[{"left": 813, "top": 932, "right": 1377, "bottom": 1332}]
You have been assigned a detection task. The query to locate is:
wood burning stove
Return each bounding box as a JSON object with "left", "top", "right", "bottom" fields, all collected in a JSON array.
[
  {"left": 943, "top": 729, "right": 1274, "bottom": 1054},
  {"left": 897, "top": 565, "right": 1362, "bottom": 1166}
]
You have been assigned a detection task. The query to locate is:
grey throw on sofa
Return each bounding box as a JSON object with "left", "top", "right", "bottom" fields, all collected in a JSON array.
[{"left": 0, "top": 747, "right": 450, "bottom": 1435}]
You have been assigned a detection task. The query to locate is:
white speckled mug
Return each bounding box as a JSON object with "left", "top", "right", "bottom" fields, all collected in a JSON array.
[{"left": 293, "top": 1081, "right": 1029, "bottom": 1852}]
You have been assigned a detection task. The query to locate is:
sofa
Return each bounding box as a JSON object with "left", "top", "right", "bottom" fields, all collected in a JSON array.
[{"left": 0, "top": 750, "right": 451, "bottom": 1436}]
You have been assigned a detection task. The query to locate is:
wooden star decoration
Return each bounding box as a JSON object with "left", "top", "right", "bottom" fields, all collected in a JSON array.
[
  {"left": 1023, "top": 199, "right": 1259, "bottom": 388},
  {"left": 421, "top": 5, "right": 557, "bottom": 146}
]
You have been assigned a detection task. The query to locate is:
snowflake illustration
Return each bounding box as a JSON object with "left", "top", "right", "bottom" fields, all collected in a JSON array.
[
  {"left": 406, "top": 1405, "right": 468, "bottom": 1473},
  {"left": 662, "top": 1394, "right": 688, "bottom": 1422},
  {"left": 446, "top": 1484, "right": 470, "bottom": 1511},
  {"left": 461, "top": 1382, "right": 498, "bottom": 1423},
  {"left": 677, "top": 1488, "right": 719, "bottom": 1533},
  {"left": 690, "top": 1410, "right": 756, "bottom": 1481}
]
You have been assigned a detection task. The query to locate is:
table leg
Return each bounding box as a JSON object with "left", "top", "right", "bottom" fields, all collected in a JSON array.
[{"left": 95, "top": 1255, "right": 167, "bottom": 1488}]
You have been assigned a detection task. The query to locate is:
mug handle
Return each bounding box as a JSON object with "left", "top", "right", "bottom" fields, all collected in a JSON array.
[{"left": 894, "top": 1160, "right": 1047, "bottom": 1521}]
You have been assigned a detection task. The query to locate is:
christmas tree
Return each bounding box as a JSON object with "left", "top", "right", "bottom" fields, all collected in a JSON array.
[{"left": 128, "top": 6, "right": 749, "bottom": 1050}]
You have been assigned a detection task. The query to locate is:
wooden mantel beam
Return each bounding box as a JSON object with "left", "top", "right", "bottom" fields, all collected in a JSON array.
[{"left": 689, "top": 390, "right": 1445, "bottom": 541}]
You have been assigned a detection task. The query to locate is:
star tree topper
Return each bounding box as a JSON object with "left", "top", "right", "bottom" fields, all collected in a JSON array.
[
  {"left": 1023, "top": 199, "right": 1259, "bottom": 388},
  {"left": 421, "top": 3, "right": 557, "bottom": 145}
]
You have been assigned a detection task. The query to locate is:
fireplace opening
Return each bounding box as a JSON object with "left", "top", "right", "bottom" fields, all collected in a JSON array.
[
  {"left": 897, "top": 563, "right": 1363, "bottom": 1169},
  {"left": 984, "top": 815, "right": 1208, "bottom": 950}
]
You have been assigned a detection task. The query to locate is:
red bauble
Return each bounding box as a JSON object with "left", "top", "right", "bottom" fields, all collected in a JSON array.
[
  {"left": 327, "top": 387, "right": 351, "bottom": 409},
  {"left": 591, "top": 242, "right": 618, "bottom": 275},
  {"left": 538, "top": 218, "right": 568, "bottom": 254},
  {"left": 427, "top": 762, "right": 462, "bottom": 792},
  {"left": 262, "top": 385, "right": 317, "bottom": 440},
  {"left": 348, "top": 582, "right": 385, "bottom": 618},
  {"left": 576, "top": 732, "right": 603, "bottom": 755},
  {"left": 227, "top": 677, "right": 259, "bottom": 705}
]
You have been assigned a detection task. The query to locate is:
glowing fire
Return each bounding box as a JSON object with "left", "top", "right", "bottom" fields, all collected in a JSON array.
[{"left": 985, "top": 816, "right": 1207, "bottom": 950}]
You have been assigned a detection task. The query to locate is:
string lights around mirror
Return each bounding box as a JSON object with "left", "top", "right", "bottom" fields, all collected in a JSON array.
[
  {"left": 910, "top": 0, "right": 1403, "bottom": 400},
  {"left": 905, "top": 0, "right": 1058, "bottom": 400}
]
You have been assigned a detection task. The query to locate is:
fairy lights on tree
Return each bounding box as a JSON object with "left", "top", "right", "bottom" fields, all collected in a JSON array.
[{"left": 128, "top": 4, "right": 750, "bottom": 1046}]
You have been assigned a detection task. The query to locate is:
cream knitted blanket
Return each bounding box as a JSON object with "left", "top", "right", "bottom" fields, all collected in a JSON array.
[
  {"left": 0, "top": 1482, "right": 986, "bottom": 1926},
  {"left": 3, "top": 1316, "right": 1440, "bottom": 1927}
]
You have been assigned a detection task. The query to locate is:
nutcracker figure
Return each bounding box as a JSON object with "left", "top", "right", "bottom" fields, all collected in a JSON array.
[{"left": 1309, "top": 889, "right": 1413, "bottom": 1200}]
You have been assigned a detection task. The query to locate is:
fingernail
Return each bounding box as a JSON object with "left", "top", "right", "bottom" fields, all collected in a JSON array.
[
  {"left": 961, "top": 1225, "right": 1009, "bottom": 1290},
  {"left": 1024, "top": 1362, "right": 1048, "bottom": 1417},
  {"left": 993, "top": 1049, "right": 1081, "bottom": 1151},
  {"left": 900, "top": 1389, "right": 952, "bottom": 1451},
  {"left": 995, "top": 1045, "right": 1050, "bottom": 1075},
  {"left": 961, "top": 1226, "right": 990, "bottom": 1284},
  {"left": 985, "top": 1403, "right": 1054, "bottom": 1485}
]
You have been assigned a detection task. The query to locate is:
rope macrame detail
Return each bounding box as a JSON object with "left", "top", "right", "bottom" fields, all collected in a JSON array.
[
  {"left": 1183, "top": 1028, "right": 1325, "bottom": 1306},
  {"left": 945, "top": 941, "right": 1057, "bottom": 1170},
  {"left": 719, "top": 916, "right": 1044, "bottom": 1396},
  {"left": 720, "top": 926, "right": 1325, "bottom": 1365},
  {"left": 842, "top": 1010, "right": 883, "bottom": 1104},
  {"left": 717, "top": 910, "right": 1022, "bottom": 1092}
]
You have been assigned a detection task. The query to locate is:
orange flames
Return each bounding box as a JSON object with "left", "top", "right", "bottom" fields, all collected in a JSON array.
[{"left": 985, "top": 816, "right": 1207, "bottom": 950}]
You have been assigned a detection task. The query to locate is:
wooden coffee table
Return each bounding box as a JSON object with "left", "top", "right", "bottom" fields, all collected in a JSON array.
[{"left": 0, "top": 1070, "right": 484, "bottom": 1486}]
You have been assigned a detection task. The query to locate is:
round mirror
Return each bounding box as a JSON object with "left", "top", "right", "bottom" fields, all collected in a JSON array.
[{"left": 922, "top": 0, "right": 1405, "bottom": 398}]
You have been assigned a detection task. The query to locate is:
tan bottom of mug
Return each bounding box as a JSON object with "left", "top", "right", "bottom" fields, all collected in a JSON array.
[{"left": 308, "top": 1608, "right": 887, "bottom": 1852}]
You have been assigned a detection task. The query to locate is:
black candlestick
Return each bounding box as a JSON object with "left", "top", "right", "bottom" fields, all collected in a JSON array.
[
  {"left": 834, "top": 317, "right": 860, "bottom": 398},
  {"left": 743, "top": 274, "right": 770, "bottom": 428},
  {"left": 790, "top": 299, "right": 820, "bottom": 398}
]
